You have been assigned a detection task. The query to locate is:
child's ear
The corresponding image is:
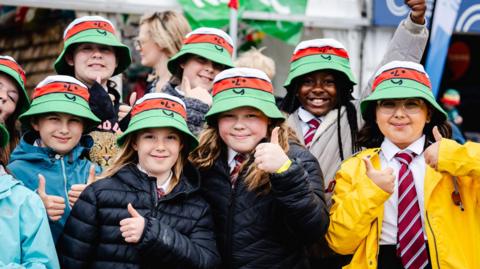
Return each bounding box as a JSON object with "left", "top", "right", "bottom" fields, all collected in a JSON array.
[
  {"left": 65, "top": 53, "right": 74, "bottom": 66},
  {"left": 31, "top": 118, "right": 40, "bottom": 131}
]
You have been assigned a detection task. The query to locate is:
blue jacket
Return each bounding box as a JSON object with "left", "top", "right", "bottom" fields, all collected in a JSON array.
[
  {"left": 0, "top": 172, "right": 59, "bottom": 268},
  {"left": 7, "top": 132, "right": 101, "bottom": 242}
]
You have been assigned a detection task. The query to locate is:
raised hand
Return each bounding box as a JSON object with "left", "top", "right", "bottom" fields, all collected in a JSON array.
[
  {"left": 118, "top": 91, "right": 137, "bottom": 121},
  {"left": 405, "top": 0, "right": 426, "bottom": 24},
  {"left": 68, "top": 164, "right": 96, "bottom": 207},
  {"left": 119, "top": 203, "right": 145, "bottom": 243},
  {"left": 181, "top": 77, "right": 212, "bottom": 106},
  {"left": 364, "top": 157, "right": 395, "bottom": 194},
  {"left": 254, "top": 127, "right": 290, "bottom": 173},
  {"left": 37, "top": 174, "right": 66, "bottom": 221},
  {"left": 424, "top": 126, "right": 443, "bottom": 170}
]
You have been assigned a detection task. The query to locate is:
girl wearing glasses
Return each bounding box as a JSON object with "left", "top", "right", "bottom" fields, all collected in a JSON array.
[{"left": 326, "top": 61, "right": 480, "bottom": 269}]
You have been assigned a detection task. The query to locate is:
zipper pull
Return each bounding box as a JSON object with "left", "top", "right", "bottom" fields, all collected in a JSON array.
[{"left": 451, "top": 176, "right": 464, "bottom": 211}]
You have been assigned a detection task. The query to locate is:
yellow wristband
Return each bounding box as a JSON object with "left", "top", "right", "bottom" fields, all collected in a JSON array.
[{"left": 275, "top": 159, "right": 292, "bottom": 174}]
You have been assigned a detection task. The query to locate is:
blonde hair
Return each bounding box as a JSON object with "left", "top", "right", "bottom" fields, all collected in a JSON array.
[
  {"left": 234, "top": 47, "right": 276, "bottom": 80},
  {"left": 140, "top": 11, "right": 191, "bottom": 58},
  {"left": 99, "top": 129, "right": 186, "bottom": 193},
  {"left": 189, "top": 117, "right": 299, "bottom": 193}
]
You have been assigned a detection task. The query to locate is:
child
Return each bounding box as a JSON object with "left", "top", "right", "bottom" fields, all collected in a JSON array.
[
  {"left": 165, "top": 27, "right": 235, "bottom": 135},
  {"left": 54, "top": 15, "right": 132, "bottom": 167},
  {"left": 190, "top": 67, "right": 329, "bottom": 268},
  {"left": 7, "top": 75, "right": 101, "bottom": 243},
  {"left": 326, "top": 61, "right": 480, "bottom": 268},
  {"left": 58, "top": 93, "right": 219, "bottom": 269},
  {"left": 279, "top": 0, "right": 429, "bottom": 209},
  {"left": 0, "top": 56, "right": 30, "bottom": 164},
  {"left": 0, "top": 123, "right": 60, "bottom": 269},
  {"left": 440, "top": 88, "right": 465, "bottom": 144}
]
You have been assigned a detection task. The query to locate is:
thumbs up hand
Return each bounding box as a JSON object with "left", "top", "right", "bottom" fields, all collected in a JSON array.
[
  {"left": 182, "top": 77, "right": 212, "bottom": 106},
  {"left": 119, "top": 203, "right": 145, "bottom": 243},
  {"left": 37, "top": 174, "right": 66, "bottom": 221},
  {"left": 424, "top": 126, "right": 443, "bottom": 170},
  {"left": 68, "top": 164, "right": 96, "bottom": 207},
  {"left": 118, "top": 92, "right": 137, "bottom": 121},
  {"left": 254, "top": 127, "right": 290, "bottom": 173},
  {"left": 364, "top": 157, "right": 395, "bottom": 194}
]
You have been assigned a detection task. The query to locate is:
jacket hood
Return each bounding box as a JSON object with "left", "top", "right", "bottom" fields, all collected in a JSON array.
[
  {"left": 9, "top": 131, "right": 94, "bottom": 164},
  {"left": 0, "top": 173, "right": 21, "bottom": 200}
]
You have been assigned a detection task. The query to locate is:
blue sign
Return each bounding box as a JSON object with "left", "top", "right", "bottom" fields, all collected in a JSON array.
[{"left": 373, "top": 0, "right": 480, "bottom": 33}]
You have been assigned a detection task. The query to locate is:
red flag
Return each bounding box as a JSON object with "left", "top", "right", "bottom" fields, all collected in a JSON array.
[{"left": 228, "top": 0, "right": 239, "bottom": 10}]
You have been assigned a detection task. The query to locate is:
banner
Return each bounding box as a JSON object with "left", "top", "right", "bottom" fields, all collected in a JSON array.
[
  {"left": 178, "top": 0, "right": 307, "bottom": 45},
  {"left": 425, "top": 0, "right": 463, "bottom": 97},
  {"left": 373, "top": 0, "right": 434, "bottom": 27}
]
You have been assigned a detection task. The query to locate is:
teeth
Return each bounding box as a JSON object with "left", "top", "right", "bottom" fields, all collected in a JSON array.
[{"left": 310, "top": 99, "right": 326, "bottom": 106}]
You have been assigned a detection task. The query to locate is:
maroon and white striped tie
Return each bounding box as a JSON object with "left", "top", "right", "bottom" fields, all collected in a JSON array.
[
  {"left": 395, "top": 151, "right": 429, "bottom": 269},
  {"left": 304, "top": 118, "right": 320, "bottom": 147},
  {"left": 230, "top": 153, "right": 246, "bottom": 186}
]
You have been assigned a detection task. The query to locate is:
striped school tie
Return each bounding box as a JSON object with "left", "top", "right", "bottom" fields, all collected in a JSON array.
[
  {"left": 230, "top": 154, "right": 246, "bottom": 186},
  {"left": 304, "top": 118, "right": 320, "bottom": 147},
  {"left": 395, "top": 151, "right": 429, "bottom": 269}
]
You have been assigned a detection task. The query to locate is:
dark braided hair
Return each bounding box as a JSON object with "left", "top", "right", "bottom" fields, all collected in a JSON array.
[{"left": 280, "top": 69, "right": 359, "bottom": 160}]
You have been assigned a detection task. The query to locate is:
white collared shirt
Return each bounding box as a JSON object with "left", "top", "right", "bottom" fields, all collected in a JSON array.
[
  {"left": 379, "top": 135, "right": 427, "bottom": 245},
  {"left": 297, "top": 107, "right": 324, "bottom": 136},
  {"left": 174, "top": 86, "right": 185, "bottom": 96},
  {"left": 137, "top": 164, "right": 173, "bottom": 191},
  {"left": 227, "top": 147, "right": 239, "bottom": 173}
]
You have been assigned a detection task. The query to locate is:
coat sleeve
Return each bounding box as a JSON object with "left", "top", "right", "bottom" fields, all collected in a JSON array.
[
  {"left": 183, "top": 97, "right": 209, "bottom": 136},
  {"left": 269, "top": 146, "right": 329, "bottom": 245},
  {"left": 137, "top": 204, "right": 220, "bottom": 269},
  {"left": 57, "top": 185, "right": 99, "bottom": 269},
  {"left": 325, "top": 157, "right": 390, "bottom": 254},
  {"left": 359, "top": 14, "right": 428, "bottom": 101},
  {"left": 18, "top": 192, "right": 60, "bottom": 269},
  {"left": 438, "top": 139, "right": 480, "bottom": 178}
]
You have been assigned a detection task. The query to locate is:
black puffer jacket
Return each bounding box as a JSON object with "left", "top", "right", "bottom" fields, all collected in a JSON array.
[
  {"left": 199, "top": 143, "right": 329, "bottom": 269},
  {"left": 58, "top": 162, "right": 220, "bottom": 269}
]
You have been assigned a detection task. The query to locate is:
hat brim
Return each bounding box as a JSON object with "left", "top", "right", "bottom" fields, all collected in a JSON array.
[
  {"left": 167, "top": 44, "right": 234, "bottom": 75},
  {"left": 284, "top": 57, "right": 357, "bottom": 89},
  {"left": 360, "top": 84, "right": 447, "bottom": 120},
  {"left": 0, "top": 67, "right": 30, "bottom": 113},
  {"left": 0, "top": 124, "right": 9, "bottom": 148},
  {"left": 205, "top": 94, "right": 285, "bottom": 124},
  {"left": 117, "top": 113, "right": 198, "bottom": 151},
  {"left": 54, "top": 30, "right": 131, "bottom": 76},
  {"left": 19, "top": 99, "right": 101, "bottom": 130}
]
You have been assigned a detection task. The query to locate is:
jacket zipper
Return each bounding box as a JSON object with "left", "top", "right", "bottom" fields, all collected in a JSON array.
[
  {"left": 426, "top": 211, "right": 440, "bottom": 269},
  {"left": 225, "top": 179, "right": 238, "bottom": 269},
  {"left": 59, "top": 155, "right": 71, "bottom": 210},
  {"left": 150, "top": 180, "right": 158, "bottom": 218}
]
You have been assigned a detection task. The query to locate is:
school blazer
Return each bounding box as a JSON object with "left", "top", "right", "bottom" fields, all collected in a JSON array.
[{"left": 326, "top": 139, "right": 480, "bottom": 269}]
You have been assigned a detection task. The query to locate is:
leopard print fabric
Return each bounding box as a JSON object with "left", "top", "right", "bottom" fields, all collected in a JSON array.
[{"left": 89, "top": 131, "right": 119, "bottom": 168}]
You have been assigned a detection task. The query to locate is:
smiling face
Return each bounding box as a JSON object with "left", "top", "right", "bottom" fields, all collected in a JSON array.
[
  {"left": 218, "top": 106, "right": 269, "bottom": 154},
  {"left": 297, "top": 70, "right": 338, "bottom": 117},
  {"left": 180, "top": 55, "right": 224, "bottom": 90},
  {"left": 67, "top": 43, "right": 118, "bottom": 86},
  {"left": 0, "top": 73, "right": 20, "bottom": 122},
  {"left": 375, "top": 98, "right": 430, "bottom": 149},
  {"left": 32, "top": 112, "right": 84, "bottom": 155},
  {"left": 133, "top": 127, "right": 182, "bottom": 180}
]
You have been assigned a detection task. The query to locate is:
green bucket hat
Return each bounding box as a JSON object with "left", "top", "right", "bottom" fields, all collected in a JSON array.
[
  {"left": 54, "top": 16, "right": 132, "bottom": 76},
  {"left": 205, "top": 67, "right": 285, "bottom": 124},
  {"left": 0, "top": 124, "right": 9, "bottom": 148},
  {"left": 117, "top": 93, "right": 198, "bottom": 151},
  {"left": 284, "top": 38, "right": 357, "bottom": 89},
  {"left": 19, "top": 75, "right": 101, "bottom": 129},
  {"left": 0, "top": 56, "right": 30, "bottom": 113},
  {"left": 167, "top": 27, "right": 235, "bottom": 75},
  {"left": 360, "top": 61, "right": 447, "bottom": 120},
  {"left": 441, "top": 88, "right": 461, "bottom": 106}
]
